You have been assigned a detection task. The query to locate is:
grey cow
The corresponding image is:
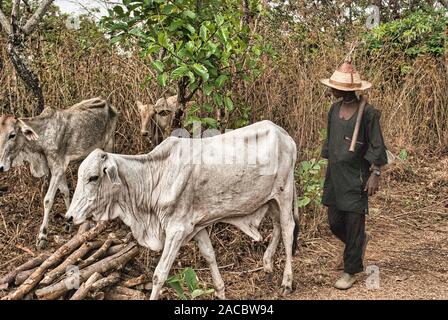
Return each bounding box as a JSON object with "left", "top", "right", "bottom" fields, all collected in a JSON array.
[
  {"left": 0, "top": 98, "right": 118, "bottom": 249},
  {"left": 66, "top": 120, "right": 299, "bottom": 300}
]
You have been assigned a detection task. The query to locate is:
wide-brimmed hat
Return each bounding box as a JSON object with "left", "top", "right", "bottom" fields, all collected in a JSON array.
[{"left": 320, "top": 60, "right": 372, "bottom": 91}]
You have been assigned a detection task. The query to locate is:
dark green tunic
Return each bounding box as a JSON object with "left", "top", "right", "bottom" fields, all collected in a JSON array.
[{"left": 321, "top": 100, "right": 387, "bottom": 214}]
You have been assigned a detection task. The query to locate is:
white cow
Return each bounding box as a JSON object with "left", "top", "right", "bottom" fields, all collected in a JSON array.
[{"left": 66, "top": 120, "right": 299, "bottom": 300}]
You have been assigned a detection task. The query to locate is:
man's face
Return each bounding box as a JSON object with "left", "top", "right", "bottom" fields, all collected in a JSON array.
[{"left": 331, "top": 88, "right": 345, "bottom": 98}]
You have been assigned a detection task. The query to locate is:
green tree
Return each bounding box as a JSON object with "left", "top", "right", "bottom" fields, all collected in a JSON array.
[{"left": 102, "top": 0, "right": 266, "bottom": 129}]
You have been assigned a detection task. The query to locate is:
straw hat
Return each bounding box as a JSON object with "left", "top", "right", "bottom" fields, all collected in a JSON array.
[{"left": 320, "top": 60, "right": 372, "bottom": 91}]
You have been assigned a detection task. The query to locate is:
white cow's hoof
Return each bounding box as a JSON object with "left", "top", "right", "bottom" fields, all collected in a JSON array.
[{"left": 36, "top": 238, "right": 48, "bottom": 250}]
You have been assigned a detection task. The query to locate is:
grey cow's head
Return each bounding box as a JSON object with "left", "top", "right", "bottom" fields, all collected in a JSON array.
[
  {"left": 0, "top": 115, "right": 39, "bottom": 172},
  {"left": 66, "top": 149, "right": 122, "bottom": 225}
]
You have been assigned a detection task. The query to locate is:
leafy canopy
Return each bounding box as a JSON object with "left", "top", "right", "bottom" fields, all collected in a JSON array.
[{"left": 101, "top": 0, "right": 266, "bottom": 129}]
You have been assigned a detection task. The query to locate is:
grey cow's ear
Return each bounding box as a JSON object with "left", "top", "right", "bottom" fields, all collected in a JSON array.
[
  {"left": 18, "top": 119, "right": 39, "bottom": 141},
  {"left": 103, "top": 164, "right": 122, "bottom": 185}
]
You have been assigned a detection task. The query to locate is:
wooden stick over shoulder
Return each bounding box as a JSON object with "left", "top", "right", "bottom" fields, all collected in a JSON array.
[{"left": 349, "top": 95, "right": 368, "bottom": 152}]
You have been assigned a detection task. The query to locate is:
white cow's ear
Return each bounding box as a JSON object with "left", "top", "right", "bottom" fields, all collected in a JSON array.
[
  {"left": 18, "top": 120, "right": 39, "bottom": 141},
  {"left": 103, "top": 164, "right": 122, "bottom": 185}
]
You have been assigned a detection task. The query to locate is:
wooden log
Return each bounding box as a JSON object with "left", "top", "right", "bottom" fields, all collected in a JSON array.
[
  {"left": 106, "top": 244, "right": 126, "bottom": 256},
  {"left": 90, "top": 272, "right": 121, "bottom": 292},
  {"left": 78, "top": 235, "right": 116, "bottom": 269},
  {"left": 40, "top": 241, "right": 102, "bottom": 285},
  {"left": 77, "top": 221, "right": 94, "bottom": 235},
  {"left": 105, "top": 233, "right": 132, "bottom": 255},
  {"left": 2, "top": 221, "right": 108, "bottom": 300},
  {"left": 35, "top": 242, "right": 138, "bottom": 300},
  {"left": 15, "top": 267, "right": 38, "bottom": 286},
  {"left": 0, "top": 253, "right": 50, "bottom": 286},
  {"left": 121, "top": 275, "right": 149, "bottom": 288},
  {"left": 105, "top": 286, "right": 146, "bottom": 300},
  {"left": 90, "top": 291, "right": 105, "bottom": 300},
  {"left": 70, "top": 272, "right": 102, "bottom": 300}
]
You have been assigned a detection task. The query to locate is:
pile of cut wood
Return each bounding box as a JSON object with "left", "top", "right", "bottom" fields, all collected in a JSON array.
[{"left": 0, "top": 222, "right": 151, "bottom": 300}]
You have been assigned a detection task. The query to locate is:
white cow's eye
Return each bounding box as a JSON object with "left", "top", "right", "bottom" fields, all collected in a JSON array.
[
  {"left": 88, "top": 175, "right": 99, "bottom": 183},
  {"left": 8, "top": 133, "right": 16, "bottom": 140}
]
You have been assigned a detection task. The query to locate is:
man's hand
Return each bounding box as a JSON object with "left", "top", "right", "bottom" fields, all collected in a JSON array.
[{"left": 364, "top": 174, "right": 380, "bottom": 196}]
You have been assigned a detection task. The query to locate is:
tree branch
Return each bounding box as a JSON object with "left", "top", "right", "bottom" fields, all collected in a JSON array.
[
  {"left": 22, "top": 0, "right": 54, "bottom": 36},
  {"left": 11, "top": 0, "right": 21, "bottom": 35},
  {"left": 0, "top": 7, "right": 12, "bottom": 35}
]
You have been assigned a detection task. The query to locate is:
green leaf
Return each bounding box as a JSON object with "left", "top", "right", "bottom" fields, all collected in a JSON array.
[
  {"left": 213, "top": 93, "right": 223, "bottom": 106},
  {"left": 185, "top": 41, "right": 195, "bottom": 52},
  {"left": 202, "top": 117, "right": 218, "bottom": 128},
  {"left": 398, "top": 149, "right": 408, "bottom": 161},
  {"left": 110, "top": 35, "right": 122, "bottom": 44},
  {"left": 168, "top": 19, "right": 184, "bottom": 32},
  {"left": 129, "top": 28, "right": 145, "bottom": 38},
  {"left": 203, "top": 82, "right": 214, "bottom": 96},
  {"left": 215, "top": 75, "right": 228, "bottom": 88},
  {"left": 161, "top": 4, "right": 175, "bottom": 14},
  {"left": 152, "top": 60, "right": 164, "bottom": 73},
  {"left": 185, "top": 24, "right": 195, "bottom": 34},
  {"left": 157, "top": 72, "right": 168, "bottom": 86},
  {"left": 192, "top": 63, "right": 209, "bottom": 81},
  {"left": 215, "top": 14, "right": 224, "bottom": 25},
  {"left": 113, "top": 5, "right": 124, "bottom": 16},
  {"left": 187, "top": 71, "right": 196, "bottom": 84},
  {"left": 166, "top": 279, "right": 187, "bottom": 300},
  {"left": 183, "top": 10, "right": 196, "bottom": 19},
  {"left": 207, "top": 41, "right": 217, "bottom": 54},
  {"left": 224, "top": 96, "right": 234, "bottom": 112},
  {"left": 191, "top": 289, "right": 205, "bottom": 299},
  {"left": 184, "top": 268, "right": 197, "bottom": 293},
  {"left": 146, "top": 43, "right": 161, "bottom": 54},
  {"left": 185, "top": 115, "right": 201, "bottom": 126},
  {"left": 298, "top": 196, "right": 311, "bottom": 208},
  {"left": 200, "top": 25, "right": 208, "bottom": 41},
  {"left": 202, "top": 103, "right": 213, "bottom": 113},
  {"left": 219, "top": 28, "right": 228, "bottom": 43},
  {"left": 171, "top": 65, "right": 189, "bottom": 79},
  {"left": 157, "top": 32, "right": 168, "bottom": 47}
]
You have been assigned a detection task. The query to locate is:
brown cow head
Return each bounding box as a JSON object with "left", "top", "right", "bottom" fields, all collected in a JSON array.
[{"left": 136, "top": 101, "right": 155, "bottom": 137}]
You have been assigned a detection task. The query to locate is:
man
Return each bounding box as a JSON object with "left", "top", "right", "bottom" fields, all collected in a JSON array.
[{"left": 320, "top": 60, "right": 388, "bottom": 290}]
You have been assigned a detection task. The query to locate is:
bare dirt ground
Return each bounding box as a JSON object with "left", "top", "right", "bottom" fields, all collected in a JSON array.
[{"left": 0, "top": 155, "right": 447, "bottom": 300}]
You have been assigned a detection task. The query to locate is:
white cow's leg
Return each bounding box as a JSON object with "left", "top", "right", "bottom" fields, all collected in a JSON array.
[
  {"left": 278, "top": 199, "right": 295, "bottom": 296},
  {"left": 150, "top": 227, "right": 188, "bottom": 300},
  {"left": 37, "top": 173, "right": 61, "bottom": 249},
  {"left": 194, "top": 229, "right": 226, "bottom": 300},
  {"left": 263, "top": 220, "right": 281, "bottom": 273}
]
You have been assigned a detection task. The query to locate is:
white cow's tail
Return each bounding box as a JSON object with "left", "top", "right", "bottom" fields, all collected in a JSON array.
[{"left": 292, "top": 182, "right": 300, "bottom": 256}]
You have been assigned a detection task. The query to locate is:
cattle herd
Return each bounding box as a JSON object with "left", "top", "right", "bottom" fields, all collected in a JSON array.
[{"left": 0, "top": 96, "right": 299, "bottom": 300}]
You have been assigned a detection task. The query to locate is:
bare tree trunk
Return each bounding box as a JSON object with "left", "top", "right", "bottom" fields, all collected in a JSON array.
[
  {"left": 0, "top": 0, "right": 54, "bottom": 115},
  {"left": 7, "top": 41, "right": 44, "bottom": 114}
]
